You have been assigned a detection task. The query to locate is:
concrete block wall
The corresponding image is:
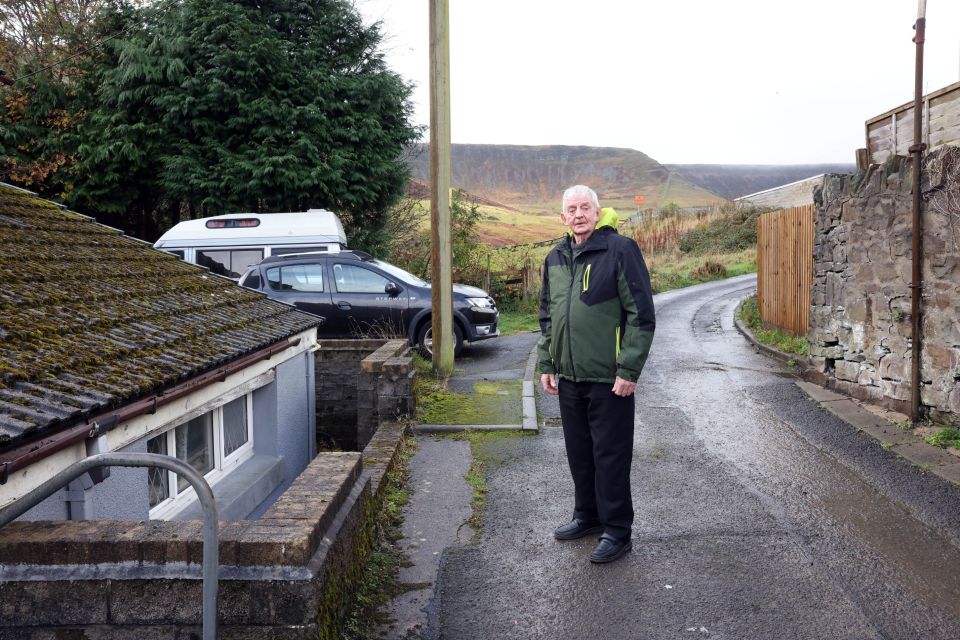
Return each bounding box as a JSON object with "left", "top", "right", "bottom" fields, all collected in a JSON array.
[
  {"left": 808, "top": 147, "right": 960, "bottom": 423},
  {"left": 316, "top": 340, "right": 414, "bottom": 450}
]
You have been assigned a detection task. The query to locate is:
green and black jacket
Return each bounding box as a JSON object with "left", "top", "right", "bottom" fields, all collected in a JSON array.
[{"left": 537, "top": 210, "right": 655, "bottom": 383}]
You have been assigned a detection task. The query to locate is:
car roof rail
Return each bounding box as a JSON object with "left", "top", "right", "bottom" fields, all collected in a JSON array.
[{"left": 259, "top": 249, "right": 378, "bottom": 266}]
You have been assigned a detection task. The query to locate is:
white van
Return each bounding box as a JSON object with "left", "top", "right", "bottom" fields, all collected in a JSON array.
[{"left": 153, "top": 209, "right": 347, "bottom": 278}]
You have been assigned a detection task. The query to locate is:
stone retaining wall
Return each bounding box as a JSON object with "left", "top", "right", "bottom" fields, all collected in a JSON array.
[
  {"left": 807, "top": 147, "right": 960, "bottom": 423},
  {"left": 315, "top": 339, "right": 414, "bottom": 450},
  {"left": 0, "top": 421, "right": 409, "bottom": 639}
]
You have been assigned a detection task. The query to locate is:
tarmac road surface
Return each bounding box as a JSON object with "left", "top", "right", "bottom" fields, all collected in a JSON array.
[{"left": 427, "top": 274, "right": 960, "bottom": 640}]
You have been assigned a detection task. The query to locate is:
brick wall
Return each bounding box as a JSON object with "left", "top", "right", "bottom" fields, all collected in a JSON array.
[
  {"left": 807, "top": 147, "right": 960, "bottom": 423},
  {"left": 0, "top": 423, "right": 409, "bottom": 639}
]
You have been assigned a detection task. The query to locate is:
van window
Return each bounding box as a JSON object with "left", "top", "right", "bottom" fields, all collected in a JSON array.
[
  {"left": 271, "top": 246, "right": 328, "bottom": 256},
  {"left": 163, "top": 250, "right": 185, "bottom": 259},
  {"left": 266, "top": 264, "right": 325, "bottom": 292},
  {"left": 196, "top": 249, "right": 263, "bottom": 278}
]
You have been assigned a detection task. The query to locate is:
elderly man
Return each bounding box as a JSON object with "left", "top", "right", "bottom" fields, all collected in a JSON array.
[{"left": 537, "top": 185, "right": 656, "bottom": 564}]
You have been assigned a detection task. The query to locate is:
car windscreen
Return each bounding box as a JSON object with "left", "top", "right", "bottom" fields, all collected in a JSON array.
[{"left": 368, "top": 259, "right": 427, "bottom": 287}]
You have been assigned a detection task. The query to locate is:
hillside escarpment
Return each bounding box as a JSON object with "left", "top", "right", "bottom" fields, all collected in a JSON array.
[{"left": 406, "top": 144, "right": 723, "bottom": 208}]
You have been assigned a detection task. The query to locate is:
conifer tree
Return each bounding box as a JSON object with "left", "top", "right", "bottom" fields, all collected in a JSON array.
[{"left": 7, "top": 0, "right": 419, "bottom": 248}]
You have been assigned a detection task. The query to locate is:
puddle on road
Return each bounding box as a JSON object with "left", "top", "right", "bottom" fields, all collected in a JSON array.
[{"left": 813, "top": 467, "right": 960, "bottom": 618}]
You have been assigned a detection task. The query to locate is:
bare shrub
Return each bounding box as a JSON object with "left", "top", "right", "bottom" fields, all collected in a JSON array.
[{"left": 925, "top": 146, "right": 960, "bottom": 250}]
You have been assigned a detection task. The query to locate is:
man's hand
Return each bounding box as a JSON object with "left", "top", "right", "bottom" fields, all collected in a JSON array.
[
  {"left": 541, "top": 373, "right": 559, "bottom": 396},
  {"left": 612, "top": 376, "right": 636, "bottom": 397}
]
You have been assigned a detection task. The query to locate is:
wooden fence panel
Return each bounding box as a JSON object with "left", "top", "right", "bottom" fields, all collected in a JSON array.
[
  {"left": 866, "top": 80, "right": 960, "bottom": 164},
  {"left": 757, "top": 205, "right": 815, "bottom": 336}
]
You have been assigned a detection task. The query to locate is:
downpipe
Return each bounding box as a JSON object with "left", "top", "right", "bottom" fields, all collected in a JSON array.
[{"left": 909, "top": 3, "right": 927, "bottom": 422}]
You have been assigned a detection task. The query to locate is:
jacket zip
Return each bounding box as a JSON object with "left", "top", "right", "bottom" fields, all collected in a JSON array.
[{"left": 566, "top": 251, "right": 578, "bottom": 381}]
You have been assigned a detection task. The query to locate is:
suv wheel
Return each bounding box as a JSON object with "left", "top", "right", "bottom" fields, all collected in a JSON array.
[{"left": 418, "top": 321, "right": 464, "bottom": 358}]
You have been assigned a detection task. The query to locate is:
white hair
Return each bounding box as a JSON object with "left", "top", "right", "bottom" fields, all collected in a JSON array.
[{"left": 561, "top": 185, "right": 600, "bottom": 211}]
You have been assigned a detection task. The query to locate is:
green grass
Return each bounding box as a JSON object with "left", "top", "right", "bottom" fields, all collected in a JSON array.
[
  {"left": 413, "top": 354, "right": 522, "bottom": 424},
  {"left": 438, "top": 430, "right": 530, "bottom": 537},
  {"left": 924, "top": 428, "right": 960, "bottom": 449},
  {"left": 499, "top": 309, "right": 540, "bottom": 335},
  {"left": 737, "top": 295, "right": 809, "bottom": 356},
  {"left": 495, "top": 249, "right": 758, "bottom": 333},
  {"left": 647, "top": 249, "right": 757, "bottom": 294}
]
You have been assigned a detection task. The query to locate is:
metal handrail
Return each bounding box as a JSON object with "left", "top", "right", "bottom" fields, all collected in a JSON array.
[{"left": 0, "top": 452, "right": 219, "bottom": 640}]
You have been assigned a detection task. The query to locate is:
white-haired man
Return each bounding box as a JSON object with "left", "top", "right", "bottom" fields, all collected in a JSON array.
[{"left": 537, "top": 185, "right": 656, "bottom": 563}]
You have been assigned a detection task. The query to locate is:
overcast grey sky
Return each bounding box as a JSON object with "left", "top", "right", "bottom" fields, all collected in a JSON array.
[{"left": 357, "top": 0, "right": 960, "bottom": 165}]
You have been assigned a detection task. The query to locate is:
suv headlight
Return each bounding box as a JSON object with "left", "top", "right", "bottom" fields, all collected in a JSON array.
[{"left": 466, "top": 297, "right": 494, "bottom": 308}]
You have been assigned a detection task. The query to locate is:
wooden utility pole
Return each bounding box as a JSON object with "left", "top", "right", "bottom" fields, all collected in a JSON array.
[{"left": 429, "top": 0, "right": 454, "bottom": 375}]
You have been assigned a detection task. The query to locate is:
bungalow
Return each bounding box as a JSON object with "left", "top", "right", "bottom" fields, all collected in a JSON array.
[{"left": 0, "top": 183, "right": 322, "bottom": 521}]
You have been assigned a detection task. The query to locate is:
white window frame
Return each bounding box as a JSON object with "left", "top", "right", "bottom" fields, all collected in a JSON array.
[{"left": 148, "top": 393, "right": 255, "bottom": 520}]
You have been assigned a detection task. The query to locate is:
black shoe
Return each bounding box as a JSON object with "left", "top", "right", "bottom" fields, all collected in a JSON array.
[
  {"left": 589, "top": 534, "right": 632, "bottom": 564},
  {"left": 553, "top": 518, "right": 604, "bottom": 540}
]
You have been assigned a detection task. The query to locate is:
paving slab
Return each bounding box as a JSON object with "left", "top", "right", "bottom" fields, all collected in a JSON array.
[
  {"left": 935, "top": 463, "right": 960, "bottom": 485},
  {"left": 856, "top": 421, "right": 918, "bottom": 446},
  {"left": 891, "top": 441, "right": 960, "bottom": 468},
  {"left": 816, "top": 398, "right": 888, "bottom": 430},
  {"left": 412, "top": 423, "right": 521, "bottom": 434},
  {"left": 374, "top": 437, "right": 473, "bottom": 639},
  {"left": 796, "top": 380, "right": 846, "bottom": 403}
]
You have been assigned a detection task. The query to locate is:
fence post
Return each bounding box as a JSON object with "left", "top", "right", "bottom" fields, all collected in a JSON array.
[{"left": 483, "top": 254, "right": 491, "bottom": 293}]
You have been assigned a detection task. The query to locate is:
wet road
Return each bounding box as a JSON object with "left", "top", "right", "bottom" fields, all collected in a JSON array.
[{"left": 433, "top": 275, "right": 960, "bottom": 639}]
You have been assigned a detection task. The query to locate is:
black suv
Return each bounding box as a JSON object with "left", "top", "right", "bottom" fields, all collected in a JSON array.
[{"left": 239, "top": 251, "right": 499, "bottom": 356}]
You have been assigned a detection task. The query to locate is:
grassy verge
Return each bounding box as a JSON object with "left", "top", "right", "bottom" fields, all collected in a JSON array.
[
  {"left": 413, "top": 354, "right": 522, "bottom": 424},
  {"left": 737, "top": 295, "right": 809, "bottom": 356},
  {"left": 338, "top": 434, "right": 417, "bottom": 639},
  {"left": 498, "top": 309, "right": 540, "bottom": 335},
  {"left": 646, "top": 248, "right": 756, "bottom": 294}
]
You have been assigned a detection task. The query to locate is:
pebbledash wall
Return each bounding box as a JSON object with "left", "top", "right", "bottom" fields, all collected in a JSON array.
[{"left": 807, "top": 146, "right": 960, "bottom": 424}]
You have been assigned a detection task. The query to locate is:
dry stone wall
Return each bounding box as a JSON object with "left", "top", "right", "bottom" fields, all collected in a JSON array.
[{"left": 808, "top": 147, "right": 960, "bottom": 423}]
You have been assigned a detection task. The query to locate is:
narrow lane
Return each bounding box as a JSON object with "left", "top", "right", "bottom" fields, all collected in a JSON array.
[{"left": 434, "top": 275, "right": 960, "bottom": 639}]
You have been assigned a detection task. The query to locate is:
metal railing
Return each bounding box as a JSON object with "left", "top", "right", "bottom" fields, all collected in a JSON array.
[{"left": 0, "top": 452, "right": 219, "bottom": 640}]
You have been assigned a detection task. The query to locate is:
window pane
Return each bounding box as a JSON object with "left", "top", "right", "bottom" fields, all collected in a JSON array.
[
  {"left": 281, "top": 264, "right": 324, "bottom": 292},
  {"left": 147, "top": 434, "right": 169, "bottom": 507},
  {"left": 333, "top": 264, "right": 388, "bottom": 293},
  {"left": 266, "top": 267, "right": 282, "bottom": 290},
  {"left": 240, "top": 271, "right": 261, "bottom": 290},
  {"left": 196, "top": 250, "right": 263, "bottom": 279},
  {"left": 223, "top": 396, "right": 249, "bottom": 457},
  {"left": 196, "top": 250, "right": 231, "bottom": 277},
  {"left": 175, "top": 413, "right": 214, "bottom": 492},
  {"left": 230, "top": 250, "right": 264, "bottom": 276}
]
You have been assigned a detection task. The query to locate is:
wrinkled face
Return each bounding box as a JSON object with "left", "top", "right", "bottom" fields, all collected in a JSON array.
[{"left": 561, "top": 194, "right": 601, "bottom": 239}]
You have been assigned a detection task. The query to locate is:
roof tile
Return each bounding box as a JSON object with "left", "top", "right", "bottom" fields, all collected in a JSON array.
[{"left": 0, "top": 184, "right": 321, "bottom": 449}]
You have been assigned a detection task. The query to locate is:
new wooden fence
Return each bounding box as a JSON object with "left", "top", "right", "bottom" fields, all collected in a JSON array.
[{"left": 757, "top": 204, "right": 815, "bottom": 336}]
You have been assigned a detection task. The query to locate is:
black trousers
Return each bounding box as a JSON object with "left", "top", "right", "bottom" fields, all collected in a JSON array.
[{"left": 558, "top": 378, "right": 635, "bottom": 540}]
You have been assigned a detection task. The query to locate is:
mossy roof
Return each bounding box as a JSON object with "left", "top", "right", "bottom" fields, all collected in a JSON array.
[{"left": 0, "top": 184, "right": 321, "bottom": 450}]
